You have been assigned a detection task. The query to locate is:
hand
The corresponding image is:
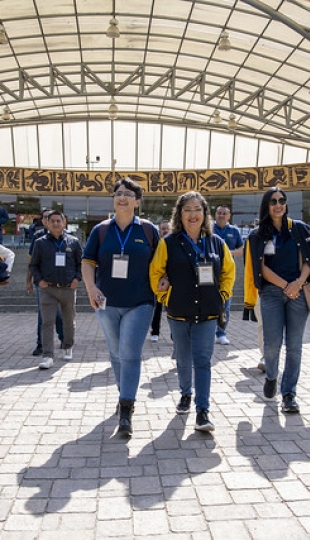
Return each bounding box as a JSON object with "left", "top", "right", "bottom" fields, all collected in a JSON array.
[
  {"left": 158, "top": 275, "right": 169, "bottom": 291},
  {"left": 283, "top": 281, "right": 301, "bottom": 300},
  {"left": 39, "top": 280, "right": 49, "bottom": 289},
  {"left": 87, "top": 285, "right": 106, "bottom": 310},
  {"left": 0, "top": 279, "right": 9, "bottom": 286},
  {"left": 69, "top": 278, "right": 79, "bottom": 289},
  {"left": 26, "top": 281, "right": 34, "bottom": 294}
]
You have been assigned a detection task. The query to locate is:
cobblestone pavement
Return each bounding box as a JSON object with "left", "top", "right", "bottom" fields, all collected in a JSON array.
[{"left": 1, "top": 311, "right": 310, "bottom": 539}]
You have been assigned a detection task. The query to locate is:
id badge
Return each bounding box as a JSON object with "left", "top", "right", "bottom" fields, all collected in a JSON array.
[
  {"left": 198, "top": 262, "right": 214, "bottom": 285},
  {"left": 55, "top": 252, "right": 66, "bottom": 267},
  {"left": 264, "top": 240, "right": 275, "bottom": 255},
  {"left": 112, "top": 254, "right": 129, "bottom": 279}
]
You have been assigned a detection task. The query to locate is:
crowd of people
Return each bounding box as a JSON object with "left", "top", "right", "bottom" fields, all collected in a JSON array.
[{"left": 1, "top": 183, "right": 310, "bottom": 437}]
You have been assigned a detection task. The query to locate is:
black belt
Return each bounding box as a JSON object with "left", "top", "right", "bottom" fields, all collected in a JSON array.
[{"left": 48, "top": 283, "right": 71, "bottom": 288}]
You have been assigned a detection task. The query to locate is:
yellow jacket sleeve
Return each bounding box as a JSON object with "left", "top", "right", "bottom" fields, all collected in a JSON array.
[
  {"left": 149, "top": 238, "right": 171, "bottom": 306},
  {"left": 219, "top": 243, "right": 236, "bottom": 301},
  {"left": 244, "top": 238, "right": 258, "bottom": 309}
]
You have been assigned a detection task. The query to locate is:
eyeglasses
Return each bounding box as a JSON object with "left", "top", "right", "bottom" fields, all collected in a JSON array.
[
  {"left": 269, "top": 197, "right": 287, "bottom": 206},
  {"left": 114, "top": 191, "right": 135, "bottom": 198},
  {"left": 182, "top": 208, "right": 203, "bottom": 214}
]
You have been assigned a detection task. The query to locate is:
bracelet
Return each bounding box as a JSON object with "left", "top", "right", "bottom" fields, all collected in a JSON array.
[{"left": 282, "top": 282, "right": 289, "bottom": 291}]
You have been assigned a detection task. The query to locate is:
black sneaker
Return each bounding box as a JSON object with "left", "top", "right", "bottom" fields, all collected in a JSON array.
[
  {"left": 176, "top": 394, "right": 191, "bottom": 414},
  {"left": 32, "top": 345, "right": 43, "bottom": 356},
  {"left": 282, "top": 394, "right": 300, "bottom": 414},
  {"left": 263, "top": 378, "right": 277, "bottom": 398},
  {"left": 195, "top": 410, "right": 215, "bottom": 432}
]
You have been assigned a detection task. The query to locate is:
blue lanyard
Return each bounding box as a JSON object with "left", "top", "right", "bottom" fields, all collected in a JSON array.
[
  {"left": 114, "top": 222, "right": 134, "bottom": 255},
  {"left": 182, "top": 233, "right": 206, "bottom": 264},
  {"left": 53, "top": 239, "right": 64, "bottom": 251}
]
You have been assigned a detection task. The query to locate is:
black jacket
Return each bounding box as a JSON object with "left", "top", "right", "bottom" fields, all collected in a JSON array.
[
  {"left": 149, "top": 232, "right": 235, "bottom": 323},
  {"left": 30, "top": 231, "right": 82, "bottom": 286}
]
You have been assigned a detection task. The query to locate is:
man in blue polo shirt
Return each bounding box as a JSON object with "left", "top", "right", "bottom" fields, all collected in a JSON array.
[{"left": 213, "top": 205, "right": 243, "bottom": 345}]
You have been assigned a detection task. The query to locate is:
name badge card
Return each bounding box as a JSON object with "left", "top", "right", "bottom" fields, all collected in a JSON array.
[
  {"left": 55, "top": 252, "right": 66, "bottom": 267},
  {"left": 264, "top": 240, "right": 275, "bottom": 255},
  {"left": 112, "top": 254, "right": 129, "bottom": 279},
  {"left": 198, "top": 262, "right": 214, "bottom": 285}
]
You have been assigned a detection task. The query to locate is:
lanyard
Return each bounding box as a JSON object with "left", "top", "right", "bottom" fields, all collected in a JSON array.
[
  {"left": 114, "top": 222, "right": 134, "bottom": 255},
  {"left": 53, "top": 239, "right": 64, "bottom": 251},
  {"left": 182, "top": 232, "right": 206, "bottom": 264}
]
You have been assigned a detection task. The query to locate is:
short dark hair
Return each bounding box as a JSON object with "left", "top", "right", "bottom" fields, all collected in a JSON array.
[
  {"left": 47, "top": 209, "right": 65, "bottom": 221},
  {"left": 113, "top": 177, "right": 142, "bottom": 199},
  {"left": 41, "top": 208, "right": 51, "bottom": 218}
]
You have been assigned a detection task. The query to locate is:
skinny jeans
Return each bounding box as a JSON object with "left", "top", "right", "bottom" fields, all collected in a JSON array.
[
  {"left": 168, "top": 317, "right": 217, "bottom": 412},
  {"left": 96, "top": 303, "right": 154, "bottom": 401},
  {"left": 260, "top": 284, "right": 308, "bottom": 397}
]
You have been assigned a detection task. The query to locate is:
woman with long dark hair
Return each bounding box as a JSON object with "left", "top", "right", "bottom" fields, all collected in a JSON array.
[
  {"left": 150, "top": 191, "right": 235, "bottom": 431},
  {"left": 244, "top": 187, "right": 310, "bottom": 413}
]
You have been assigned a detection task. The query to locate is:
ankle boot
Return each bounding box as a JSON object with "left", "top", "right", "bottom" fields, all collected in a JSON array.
[{"left": 118, "top": 399, "right": 135, "bottom": 436}]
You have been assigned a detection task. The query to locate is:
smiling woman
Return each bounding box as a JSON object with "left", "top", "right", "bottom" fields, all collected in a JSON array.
[
  {"left": 81, "top": 176, "right": 160, "bottom": 437},
  {"left": 149, "top": 190, "right": 235, "bottom": 433},
  {"left": 244, "top": 187, "right": 310, "bottom": 414}
]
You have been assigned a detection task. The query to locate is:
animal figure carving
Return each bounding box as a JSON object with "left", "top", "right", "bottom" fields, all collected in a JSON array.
[
  {"left": 264, "top": 168, "right": 287, "bottom": 187},
  {"left": 231, "top": 171, "right": 256, "bottom": 189},
  {"left": 200, "top": 172, "right": 226, "bottom": 191},
  {"left": 76, "top": 173, "right": 103, "bottom": 192},
  {"left": 28, "top": 171, "right": 50, "bottom": 191}
]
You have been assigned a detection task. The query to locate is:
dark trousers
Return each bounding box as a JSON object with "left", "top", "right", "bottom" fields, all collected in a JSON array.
[{"left": 151, "top": 301, "right": 163, "bottom": 336}]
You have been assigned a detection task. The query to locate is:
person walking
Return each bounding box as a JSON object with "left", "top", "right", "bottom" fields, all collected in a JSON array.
[
  {"left": 0, "top": 205, "right": 9, "bottom": 245},
  {"left": 150, "top": 220, "right": 172, "bottom": 342},
  {"left": 149, "top": 191, "right": 235, "bottom": 432},
  {"left": 82, "top": 177, "right": 159, "bottom": 437},
  {"left": 26, "top": 209, "right": 64, "bottom": 356},
  {"left": 244, "top": 187, "right": 310, "bottom": 413},
  {"left": 213, "top": 205, "right": 243, "bottom": 345},
  {"left": 29, "top": 210, "right": 82, "bottom": 369}
]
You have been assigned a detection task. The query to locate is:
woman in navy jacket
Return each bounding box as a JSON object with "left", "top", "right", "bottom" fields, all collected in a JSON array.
[{"left": 244, "top": 187, "right": 310, "bottom": 413}]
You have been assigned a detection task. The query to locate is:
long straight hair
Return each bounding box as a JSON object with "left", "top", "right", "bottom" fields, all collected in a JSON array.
[{"left": 257, "top": 187, "right": 288, "bottom": 239}]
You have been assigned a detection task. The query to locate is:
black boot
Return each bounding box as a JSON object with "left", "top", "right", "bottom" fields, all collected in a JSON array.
[{"left": 118, "top": 399, "right": 134, "bottom": 436}]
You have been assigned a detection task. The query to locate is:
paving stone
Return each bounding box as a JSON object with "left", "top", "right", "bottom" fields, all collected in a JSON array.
[{"left": 1, "top": 312, "right": 310, "bottom": 538}]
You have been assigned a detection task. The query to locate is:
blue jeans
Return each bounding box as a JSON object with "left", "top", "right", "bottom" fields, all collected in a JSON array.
[
  {"left": 96, "top": 303, "right": 154, "bottom": 401},
  {"left": 215, "top": 297, "right": 232, "bottom": 338},
  {"left": 260, "top": 284, "right": 308, "bottom": 397},
  {"left": 36, "top": 285, "right": 63, "bottom": 345},
  {"left": 168, "top": 317, "right": 217, "bottom": 412}
]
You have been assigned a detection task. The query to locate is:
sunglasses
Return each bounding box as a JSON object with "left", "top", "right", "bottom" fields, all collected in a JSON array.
[{"left": 269, "top": 197, "right": 287, "bottom": 206}]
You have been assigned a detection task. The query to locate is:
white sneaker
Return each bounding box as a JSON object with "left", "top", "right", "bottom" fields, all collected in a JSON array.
[
  {"left": 39, "top": 357, "right": 54, "bottom": 369},
  {"left": 63, "top": 348, "right": 73, "bottom": 360},
  {"left": 257, "top": 358, "right": 266, "bottom": 372},
  {"left": 215, "top": 336, "right": 230, "bottom": 345},
  {"left": 151, "top": 335, "right": 159, "bottom": 342}
]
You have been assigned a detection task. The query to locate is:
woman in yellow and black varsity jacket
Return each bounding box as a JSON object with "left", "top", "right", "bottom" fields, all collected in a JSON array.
[
  {"left": 244, "top": 187, "right": 310, "bottom": 414},
  {"left": 149, "top": 191, "right": 235, "bottom": 433}
]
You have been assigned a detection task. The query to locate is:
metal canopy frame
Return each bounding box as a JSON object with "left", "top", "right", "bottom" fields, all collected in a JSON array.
[{"left": 0, "top": 0, "right": 309, "bottom": 145}]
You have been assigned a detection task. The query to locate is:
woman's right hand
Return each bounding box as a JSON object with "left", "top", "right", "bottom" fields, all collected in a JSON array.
[{"left": 87, "top": 285, "right": 106, "bottom": 310}]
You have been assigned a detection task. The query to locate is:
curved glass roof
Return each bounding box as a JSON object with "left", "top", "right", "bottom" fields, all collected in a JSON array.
[{"left": 0, "top": 0, "right": 310, "bottom": 147}]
